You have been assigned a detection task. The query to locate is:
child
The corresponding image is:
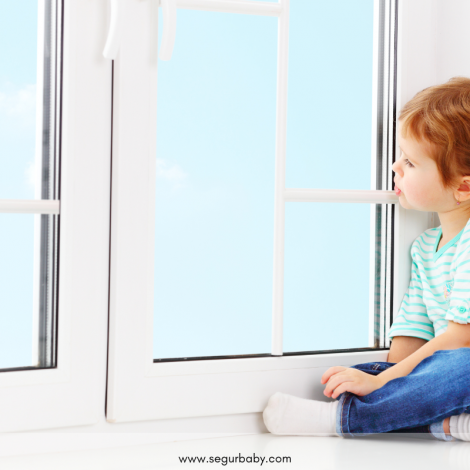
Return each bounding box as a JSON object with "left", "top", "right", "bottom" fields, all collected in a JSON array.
[{"left": 263, "top": 76, "right": 470, "bottom": 441}]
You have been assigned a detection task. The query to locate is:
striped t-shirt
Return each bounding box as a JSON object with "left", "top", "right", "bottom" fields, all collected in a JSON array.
[{"left": 388, "top": 217, "right": 470, "bottom": 341}]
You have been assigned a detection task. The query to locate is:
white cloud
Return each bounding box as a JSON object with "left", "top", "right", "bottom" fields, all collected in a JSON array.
[
  {"left": 0, "top": 84, "right": 36, "bottom": 123},
  {"left": 156, "top": 158, "right": 188, "bottom": 189}
]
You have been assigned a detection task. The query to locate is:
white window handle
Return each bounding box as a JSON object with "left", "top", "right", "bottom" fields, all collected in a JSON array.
[
  {"left": 159, "top": 0, "right": 177, "bottom": 61},
  {"left": 103, "top": 0, "right": 124, "bottom": 59},
  {"left": 103, "top": 0, "right": 177, "bottom": 61}
]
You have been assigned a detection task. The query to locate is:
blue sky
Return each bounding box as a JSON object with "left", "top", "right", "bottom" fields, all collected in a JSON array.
[
  {"left": 153, "top": 0, "right": 374, "bottom": 359},
  {"left": 0, "top": 0, "right": 38, "bottom": 200}
]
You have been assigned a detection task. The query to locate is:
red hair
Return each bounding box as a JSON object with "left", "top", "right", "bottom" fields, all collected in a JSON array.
[{"left": 399, "top": 76, "right": 470, "bottom": 190}]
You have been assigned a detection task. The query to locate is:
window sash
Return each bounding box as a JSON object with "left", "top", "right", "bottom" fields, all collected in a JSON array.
[
  {"left": 107, "top": 0, "right": 398, "bottom": 423},
  {"left": 0, "top": 0, "right": 111, "bottom": 432}
]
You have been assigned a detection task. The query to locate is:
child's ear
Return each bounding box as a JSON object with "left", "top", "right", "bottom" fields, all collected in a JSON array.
[{"left": 455, "top": 177, "right": 470, "bottom": 200}]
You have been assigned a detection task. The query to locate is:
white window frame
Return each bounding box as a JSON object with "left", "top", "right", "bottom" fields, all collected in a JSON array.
[
  {"left": 0, "top": 0, "right": 112, "bottom": 432},
  {"left": 107, "top": 0, "right": 401, "bottom": 424}
]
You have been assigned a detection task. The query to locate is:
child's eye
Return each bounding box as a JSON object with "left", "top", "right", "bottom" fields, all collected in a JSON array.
[{"left": 404, "top": 159, "right": 414, "bottom": 168}]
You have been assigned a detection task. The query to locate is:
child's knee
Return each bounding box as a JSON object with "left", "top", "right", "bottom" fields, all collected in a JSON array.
[
  {"left": 436, "top": 347, "right": 470, "bottom": 359},
  {"left": 431, "top": 348, "right": 470, "bottom": 385}
]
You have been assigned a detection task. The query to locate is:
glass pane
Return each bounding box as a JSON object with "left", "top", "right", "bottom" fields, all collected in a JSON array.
[
  {"left": 286, "top": 0, "right": 375, "bottom": 190},
  {"left": 284, "top": 202, "right": 376, "bottom": 352},
  {"left": 0, "top": 0, "right": 57, "bottom": 200},
  {"left": 153, "top": 10, "right": 277, "bottom": 360},
  {"left": 2, "top": 214, "right": 31, "bottom": 369},
  {"left": 0, "top": 213, "right": 59, "bottom": 371},
  {"left": 0, "top": 0, "right": 60, "bottom": 372}
]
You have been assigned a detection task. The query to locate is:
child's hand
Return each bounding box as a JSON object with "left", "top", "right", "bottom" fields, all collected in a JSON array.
[{"left": 321, "top": 366, "right": 383, "bottom": 399}]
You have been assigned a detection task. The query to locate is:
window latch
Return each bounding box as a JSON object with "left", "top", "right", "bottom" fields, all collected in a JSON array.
[
  {"left": 103, "top": 0, "right": 177, "bottom": 61},
  {"left": 103, "top": 0, "right": 123, "bottom": 59},
  {"left": 158, "top": 0, "right": 177, "bottom": 61}
]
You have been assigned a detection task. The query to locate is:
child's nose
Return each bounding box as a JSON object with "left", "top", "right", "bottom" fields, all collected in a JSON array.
[{"left": 391, "top": 160, "right": 401, "bottom": 174}]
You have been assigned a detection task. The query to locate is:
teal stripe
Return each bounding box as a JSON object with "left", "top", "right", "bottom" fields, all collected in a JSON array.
[
  {"left": 404, "top": 293, "right": 428, "bottom": 303},
  {"left": 409, "top": 285, "right": 423, "bottom": 292},
  {"left": 416, "top": 237, "right": 457, "bottom": 253},
  {"left": 423, "top": 272, "right": 448, "bottom": 281},
  {"left": 419, "top": 291, "right": 447, "bottom": 303},
  {"left": 414, "top": 239, "right": 438, "bottom": 254},
  {"left": 399, "top": 308, "right": 429, "bottom": 316},
  {"left": 460, "top": 237, "right": 470, "bottom": 247},
  {"left": 390, "top": 323, "right": 433, "bottom": 331},
  {"left": 447, "top": 313, "right": 469, "bottom": 321},
  {"left": 456, "top": 259, "right": 470, "bottom": 269},
  {"left": 389, "top": 327, "right": 434, "bottom": 338},
  {"left": 420, "top": 230, "right": 439, "bottom": 240},
  {"left": 414, "top": 258, "right": 453, "bottom": 271},
  {"left": 417, "top": 236, "right": 436, "bottom": 247},
  {"left": 411, "top": 263, "right": 448, "bottom": 280},
  {"left": 394, "top": 319, "right": 434, "bottom": 327},
  {"left": 452, "top": 249, "right": 469, "bottom": 263},
  {"left": 408, "top": 275, "right": 449, "bottom": 300},
  {"left": 401, "top": 299, "right": 426, "bottom": 308},
  {"left": 410, "top": 283, "right": 446, "bottom": 301},
  {"left": 411, "top": 269, "right": 422, "bottom": 278},
  {"left": 418, "top": 278, "right": 451, "bottom": 288},
  {"left": 428, "top": 279, "right": 455, "bottom": 289},
  {"left": 403, "top": 288, "right": 423, "bottom": 300},
  {"left": 423, "top": 295, "right": 447, "bottom": 305}
]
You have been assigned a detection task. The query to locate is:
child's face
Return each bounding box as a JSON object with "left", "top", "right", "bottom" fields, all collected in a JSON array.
[{"left": 392, "top": 123, "right": 459, "bottom": 212}]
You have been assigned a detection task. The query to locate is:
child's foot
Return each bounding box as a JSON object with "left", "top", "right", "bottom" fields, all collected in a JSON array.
[
  {"left": 262, "top": 392, "right": 340, "bottom": 437},
  {"left": 450, "top": 413, "right": 470, "bottom": 441}
]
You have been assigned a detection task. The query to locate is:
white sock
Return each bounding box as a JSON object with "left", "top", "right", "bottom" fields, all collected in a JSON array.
[
  {"left": 262, "top": 392, "right": 340, "bottom": 437},
  {"left": 450, "top": 414, "right": 470, "bottom": 441}
]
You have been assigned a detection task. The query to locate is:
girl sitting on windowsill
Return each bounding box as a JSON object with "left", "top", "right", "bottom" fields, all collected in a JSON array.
[{"left": 263, "top": 76, "right": 470, "bottom": 442}]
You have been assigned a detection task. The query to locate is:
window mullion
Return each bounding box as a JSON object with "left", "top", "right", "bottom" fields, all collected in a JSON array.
[
  {"left": 271, "top": 0, "right": 289, "bottom": 357},
  {"left": 0, "top": 200, "right": 60, "bottom": 214},
  {"left": 284, "top": 189, "right": 398, "bottom": 204}
]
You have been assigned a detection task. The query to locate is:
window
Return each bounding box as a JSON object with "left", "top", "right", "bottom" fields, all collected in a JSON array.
[
  {"left": 0, "top": 0, "right": 449, "bottom": 436},
  {"left": 0, "top": 0, "right": 111, "bottom": 433},
  {"left": 107, "top": 0, "right": 400, "bottom": 423}
]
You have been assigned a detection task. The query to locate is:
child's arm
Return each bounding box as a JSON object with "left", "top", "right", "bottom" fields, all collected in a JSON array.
[
  {"left": 376, "top": 321, "right": 470, "bottom": 388},
  {"left": 322, "top": 322, "right": 470, "bottom": 398},
  {"left": 387, "top": 336, "right": 427, "bottom": 363}
]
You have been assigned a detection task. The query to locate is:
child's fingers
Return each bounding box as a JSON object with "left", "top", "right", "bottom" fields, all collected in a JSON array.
[
  {"left": 320, "top": 366, "right": 348, "bottom": 384},
  {"left": 323, "top": 374, "right": 353, "bottom": 398},
  {"left": 331, "top": 382, "right": 354, "bottom": 399}
]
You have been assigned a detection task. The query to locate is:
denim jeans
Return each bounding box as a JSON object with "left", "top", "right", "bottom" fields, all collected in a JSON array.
[{"left": 335, "top": 348, "right": 470, "bottom": 441}]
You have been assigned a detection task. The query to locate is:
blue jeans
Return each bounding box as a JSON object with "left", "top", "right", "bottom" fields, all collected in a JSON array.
[{"left": 335, "top": 348, "right": 470, "bottom": 441}]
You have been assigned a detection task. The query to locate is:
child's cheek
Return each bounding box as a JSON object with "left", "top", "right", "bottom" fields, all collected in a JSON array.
[
  {"left": 406, "top": 186, "right": 432, "bottom": 209},
  {"left": 399, "top": 182, "right": 423, "bottom": 209}
]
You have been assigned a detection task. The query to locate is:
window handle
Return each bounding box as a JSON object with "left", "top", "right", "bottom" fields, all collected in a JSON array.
[
  {"left": 103, "top": 0, "right": 176, "bottom": 61},
  {"left": 159, "top": 0, "right": 177, "bottom": 61},
  {"left": 103, "top": 0, "right": 124, "bottom": 59}
]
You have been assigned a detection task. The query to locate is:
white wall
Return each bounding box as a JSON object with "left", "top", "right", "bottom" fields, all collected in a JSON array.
[{"left": 393, "top": 0, "right": 470, "bottom": 309}]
